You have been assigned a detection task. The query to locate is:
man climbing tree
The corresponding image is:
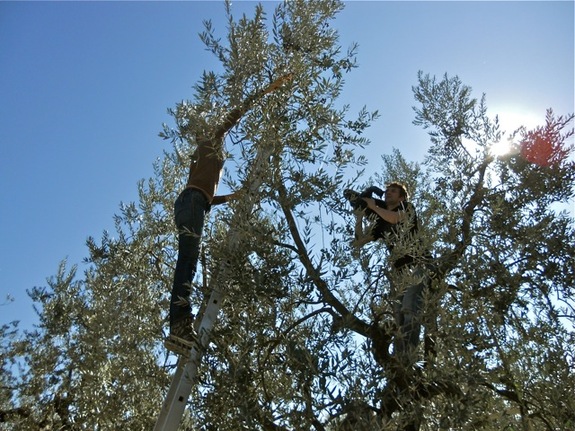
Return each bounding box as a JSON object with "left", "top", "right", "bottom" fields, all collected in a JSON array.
[
  {"left": 347, "top": 183, "right": 431, "bottom": 369},
  {"left": 166, "top": 75, "right": 292, "bottom": 355}
]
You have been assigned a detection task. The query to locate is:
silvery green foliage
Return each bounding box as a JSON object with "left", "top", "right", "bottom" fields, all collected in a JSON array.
[
  {"left": 397, "top": 72, "right": 575, "bottom": 430},
  {"left": 2, "top": 2, "right": 573, "bottom": 430},
  {"left": 2, "top": 153, "right": 181, "bottom": 429},
  {"left": 0, "top": 1, "right": 373, "bottom": 430}
]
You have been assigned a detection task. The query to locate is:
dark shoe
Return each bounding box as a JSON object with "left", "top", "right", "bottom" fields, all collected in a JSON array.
[{"left": 165, "top": 316, "right": 199, "bottom": 356}]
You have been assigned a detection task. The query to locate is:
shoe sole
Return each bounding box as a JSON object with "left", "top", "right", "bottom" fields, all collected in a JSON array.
[{"left": 164, "top": 334, "right": 200, "bottom": 357}]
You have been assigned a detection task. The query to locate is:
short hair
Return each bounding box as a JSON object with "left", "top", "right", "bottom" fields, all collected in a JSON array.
[{"left": 386, "top": 182, "right": 409, "bottom": 200}]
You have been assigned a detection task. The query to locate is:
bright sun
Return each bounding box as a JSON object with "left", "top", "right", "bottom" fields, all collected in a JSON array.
[{"left": 488, "top": 107, "right": 543, "bottom": 157}]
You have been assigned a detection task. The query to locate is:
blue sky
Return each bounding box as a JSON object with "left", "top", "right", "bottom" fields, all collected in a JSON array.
[{"left": 1, "top": 1, "right": 573, "bottom": 330}]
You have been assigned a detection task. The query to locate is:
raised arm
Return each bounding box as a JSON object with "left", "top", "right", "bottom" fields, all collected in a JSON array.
[
  {"left": 212, "top": 74, "right": 293, "bottom": 140},
  {"left": 351, "top": 210, "right": 375, "bottom": 248}
]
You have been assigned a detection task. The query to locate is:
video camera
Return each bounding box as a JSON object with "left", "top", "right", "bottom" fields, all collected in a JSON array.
[
  {"left": 343, "top": 186, "right": 385, "bottom": 213},
  {"left": 345, "top": 186, "right": 389, "bottom": 242}
]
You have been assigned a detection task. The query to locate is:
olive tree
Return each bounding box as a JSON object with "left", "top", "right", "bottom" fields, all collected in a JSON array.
[{"left": 2, "top": 2, "right": 573, "bottom": 430}]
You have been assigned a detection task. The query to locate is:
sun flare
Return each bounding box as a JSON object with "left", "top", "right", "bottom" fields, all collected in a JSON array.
[
  {"left": 489, "top": 107, "right": 543, "bottom": 157},
  {"left": 489, "top": 138, "right": 515, "bottom": 157}
]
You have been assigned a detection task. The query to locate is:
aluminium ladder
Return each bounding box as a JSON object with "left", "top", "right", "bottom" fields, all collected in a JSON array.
[{"left": 153, "top": 286, "right": 224, "bottom": 431}]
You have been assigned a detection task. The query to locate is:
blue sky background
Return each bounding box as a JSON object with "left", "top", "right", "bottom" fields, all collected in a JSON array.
[{"left": 1, "top": 1, "right": 573, "bottom": 330}]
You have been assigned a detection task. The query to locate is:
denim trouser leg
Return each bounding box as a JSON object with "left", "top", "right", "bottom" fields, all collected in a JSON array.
[
  {"left": 170, "top": 188, "right": 208, "bottom": 327},
  {"left": 392, "top": 266, "right": 428, "bottom": 363}
]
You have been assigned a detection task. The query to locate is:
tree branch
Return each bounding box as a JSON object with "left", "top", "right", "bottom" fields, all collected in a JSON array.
[
  {"left": 436, "top": 156, "right": 493, "bottom": 278},
  {"left": 277, "top": 181, "right": 371, "bottom": 338}
]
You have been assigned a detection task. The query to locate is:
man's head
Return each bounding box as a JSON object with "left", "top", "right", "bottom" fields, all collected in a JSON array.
[{"left": 385, "top": 182, "right": 409, "bottom": 206}]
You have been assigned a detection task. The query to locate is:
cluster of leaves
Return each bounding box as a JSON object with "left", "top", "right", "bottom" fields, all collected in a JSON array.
[
  {"left": 0, "top": 152, "right": 182, "bottom": 429},
  {"left": 406, "top": 73, "right": 575, "bottom": 430}
]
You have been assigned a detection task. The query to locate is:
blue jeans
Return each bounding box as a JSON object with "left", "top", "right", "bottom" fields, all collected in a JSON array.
[
  {"left": 170, "top": 188, "right": 209, "bottom": 327},
  {"left": 390, "top": 265, "right": 429, "bottom": 363}
]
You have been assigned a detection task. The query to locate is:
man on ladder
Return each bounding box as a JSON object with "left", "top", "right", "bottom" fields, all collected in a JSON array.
[{"left": 165, "top": 74, "right": 292, "bottom": 356}]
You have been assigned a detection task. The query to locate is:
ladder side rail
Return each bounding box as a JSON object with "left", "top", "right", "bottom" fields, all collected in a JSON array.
[{"left": 153, "top": 344, "right": 204, "bottom": 431}]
